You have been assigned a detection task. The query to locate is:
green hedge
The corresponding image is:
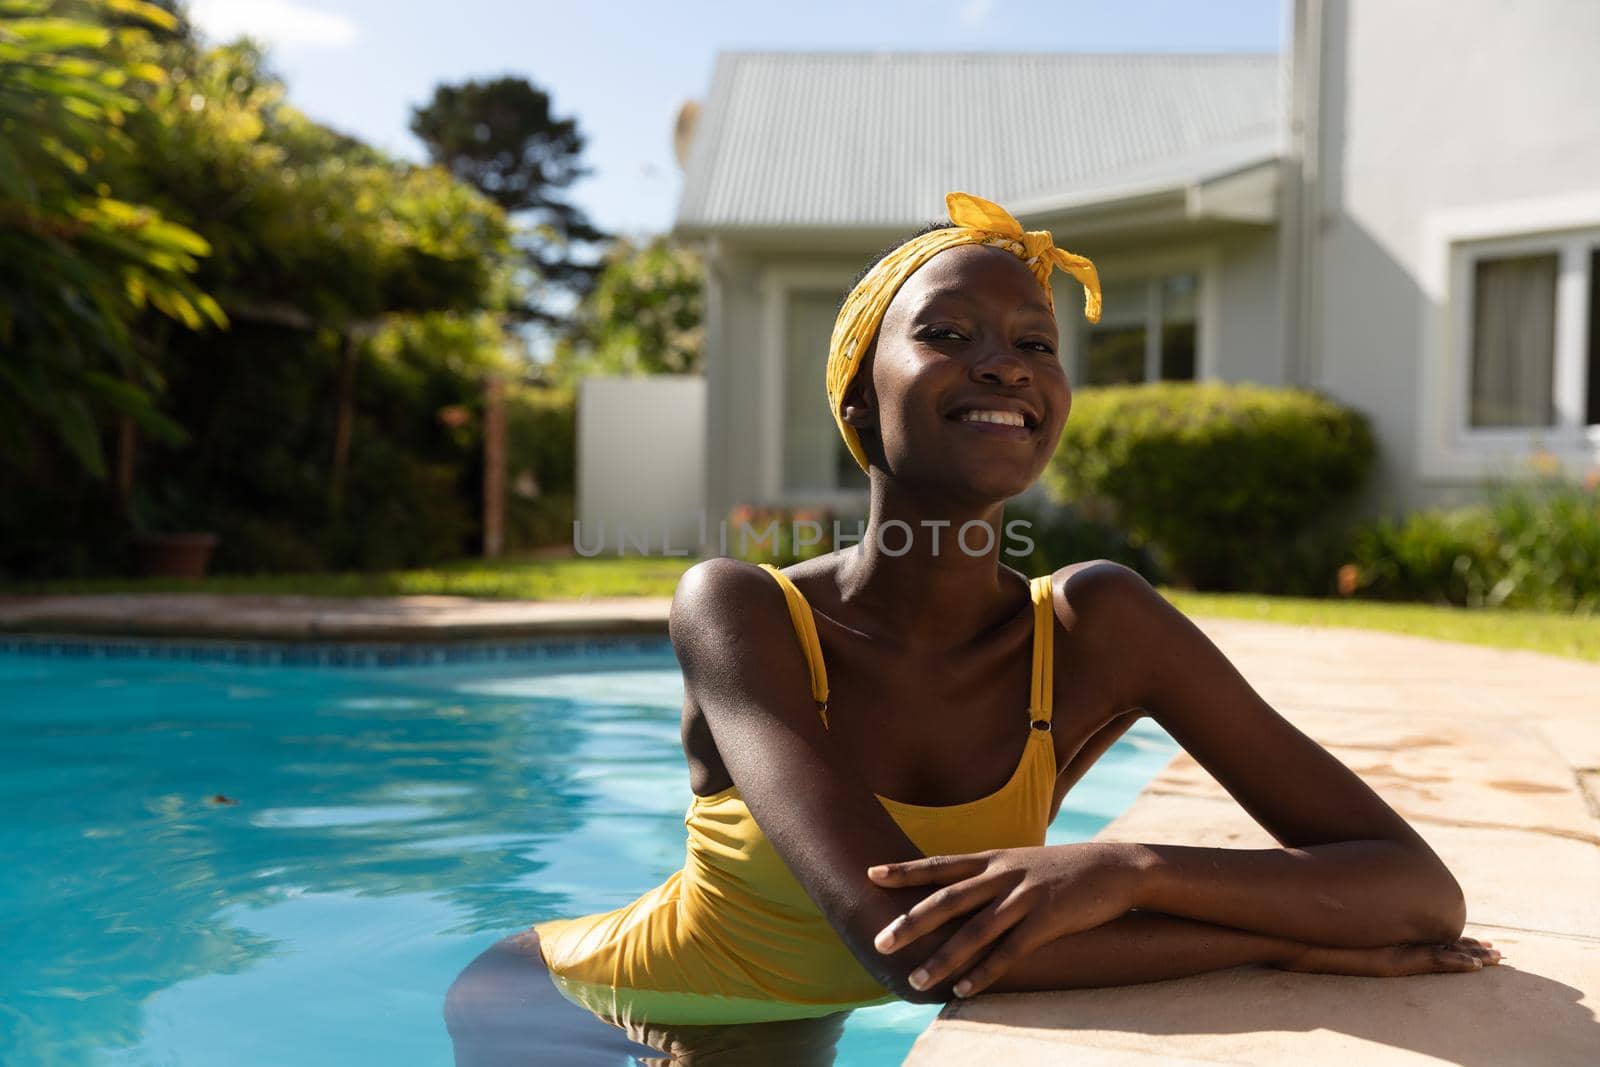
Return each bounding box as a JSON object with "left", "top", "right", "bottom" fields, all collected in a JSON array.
[
  {"left": 1044, "top": 383, "right": 1375, "bottom": 592},
  {"left": 1002, "top": 500, "right": 1163, "bottom": 581},
  {"left": 1347, "top": 475, "right": 1600, "bottom": 612},
  {"left": 503, "top": 384, "right": 577, "bottom": 551},
  {"left": 724, "top": 505, "right": 838, "bottom": 567}
]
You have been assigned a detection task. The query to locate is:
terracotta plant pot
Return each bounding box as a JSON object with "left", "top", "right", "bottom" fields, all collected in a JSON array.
[{"left": 132, "top": 532, "right": 220, "bottom": 579}]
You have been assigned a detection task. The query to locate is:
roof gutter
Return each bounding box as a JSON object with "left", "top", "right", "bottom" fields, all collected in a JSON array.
[
  {"left": 1183, "top": 157, "right": 1281, "bottom": 224},
  {"left": 672, "top": 155, "right": 1282, "bottom": 246},
  {"left": 1011, "top": 153, "right": 1281, "bottom": 223}
]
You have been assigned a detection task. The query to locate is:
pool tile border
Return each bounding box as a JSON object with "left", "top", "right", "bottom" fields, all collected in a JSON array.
[{"left": 0, "top": 632, "right": 675, "bottom": 668}]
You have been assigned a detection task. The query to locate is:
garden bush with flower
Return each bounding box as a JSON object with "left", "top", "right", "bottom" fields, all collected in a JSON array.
[
  {"left": 724, "top": 506, "right": 838, "bottom": 566},
  {"left": 1343, "top": 462, "right": 1600, "bottom": 613}
]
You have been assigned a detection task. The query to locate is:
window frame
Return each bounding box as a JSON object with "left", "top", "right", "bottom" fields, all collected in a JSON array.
[
  {"left": 760, "top": 265, "right": 864, "bottom": 507},
  {"left": 1419, "top": 192, "right": 1600, "bottom": 481},
  {"left": 1064, "top": 248, "right": 1219, "bottom": 388},
  {"left": 1454, "top": 231, "right": 1593, "bottom": 441}
]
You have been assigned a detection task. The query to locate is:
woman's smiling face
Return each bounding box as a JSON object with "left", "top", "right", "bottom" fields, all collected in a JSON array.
[{"left": 845, "top": 242, "right": 1071, "bottom": 503}]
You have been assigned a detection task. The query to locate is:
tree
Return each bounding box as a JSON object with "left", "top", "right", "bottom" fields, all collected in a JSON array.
[
  {"left": 409, "top": 76, "right": 606, "bottom": 326},
  {"left": 0, "top": 5, "right": 525, "bottom": 578},
  {"left": 128, "top": 39, "right": 513, "bottom": 328},
  {"left": 117, "top": 33, "right": 518, "bottom": 522},
  {"left": 550, "top": 235, "right": 703, "bottom": 379},
  {"left": 0, "top": 0, "right": 225, "bottom": 478}
]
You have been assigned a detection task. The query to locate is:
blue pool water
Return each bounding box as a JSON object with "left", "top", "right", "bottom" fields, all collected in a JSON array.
[{"left": 0, "top": 640, "right": 1179, "bottom": 1066}]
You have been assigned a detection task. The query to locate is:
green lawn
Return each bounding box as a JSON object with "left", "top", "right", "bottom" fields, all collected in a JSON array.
[
  {"left": 1165, "top": 591, "right": 1598, "bottom": 663},
  {"left": 8, "top": 556, "right": 1596, "bottom": 662}
]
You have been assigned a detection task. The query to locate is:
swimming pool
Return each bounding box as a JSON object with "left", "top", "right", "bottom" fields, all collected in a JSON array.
[{"left": 0, "top": 638, "right": 1180, "bottom": 1066}]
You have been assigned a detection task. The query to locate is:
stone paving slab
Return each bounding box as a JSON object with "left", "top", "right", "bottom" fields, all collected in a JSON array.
[
  {"left": 1540, "top": 719, "right": 1600, "bottom": 777},
  {"left": 906, "top": 619, "right": 1600, "bottom": 1066},
  {"left": 1098, "top": 792, "right": 1600, "bottom": 942},
  {"left": 912, "top": 927, "right": 1598, "bottom": 1066},
  {"left": 1145, "top": 713, "right": 1599, "bottom": 843}
]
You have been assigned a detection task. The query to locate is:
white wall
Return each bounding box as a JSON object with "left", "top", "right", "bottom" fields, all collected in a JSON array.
[
  {"left": 1311, "top": 0, "right": 1600, "bottom": 510},
  {"left": 576, "top": 376, "right": 706, "bottom": 557},
  {"left": 1214, "top": 229, "right": 1285, "bottom": 385}
]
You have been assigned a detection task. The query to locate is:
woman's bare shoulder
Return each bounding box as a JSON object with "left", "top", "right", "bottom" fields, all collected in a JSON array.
[
  {"left": 667, "top": 558, "right": 813, "bottom": 697},
  {"left": 671, "top": 556, "right": 773, "bottom": 607},
  {"left": 671, "top": 555, "right": 844, "bottom": 623},
  {"left": 1046, "top": 559, "right": 1166, "bottom": 629}
]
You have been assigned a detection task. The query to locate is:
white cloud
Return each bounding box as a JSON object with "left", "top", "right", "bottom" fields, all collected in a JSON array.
[
  {"left": 189, "top": 0, "right": 359, "bottom": 48},
  {"left": 958, "top": 0, "right": 997, "bottom": 28}
]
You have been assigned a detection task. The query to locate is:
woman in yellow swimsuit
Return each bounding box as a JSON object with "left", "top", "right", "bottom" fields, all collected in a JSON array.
[{"left": 444, "top": 193, "right": 1498, "bottom": 1065}]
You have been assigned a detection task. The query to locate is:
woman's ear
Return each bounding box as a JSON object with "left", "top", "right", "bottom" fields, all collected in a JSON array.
[
  {"left": 839, "top": 354, "right": 877, "bottom": 430},
  {"left": 840, "top": 400, "right": 873, "bottom": 429}
]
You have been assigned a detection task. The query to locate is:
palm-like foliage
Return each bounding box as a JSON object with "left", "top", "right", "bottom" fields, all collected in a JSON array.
[{"left": 0, "top": 0, "right": 223, "bottom": 476}]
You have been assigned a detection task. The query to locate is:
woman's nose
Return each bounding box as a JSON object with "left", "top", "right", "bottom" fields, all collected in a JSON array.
[{"left": 971, "top": 346, "right": 1031, "bottom": 387}]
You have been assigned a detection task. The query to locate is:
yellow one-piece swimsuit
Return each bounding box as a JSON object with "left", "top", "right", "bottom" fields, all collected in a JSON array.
[{"left": 533, "top": 563, "right": 1058, "bottom": 1025}]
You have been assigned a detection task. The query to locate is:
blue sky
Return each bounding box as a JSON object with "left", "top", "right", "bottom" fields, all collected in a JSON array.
[{"left": 187, "top": 0, "right": 1284, "bottom": 238}]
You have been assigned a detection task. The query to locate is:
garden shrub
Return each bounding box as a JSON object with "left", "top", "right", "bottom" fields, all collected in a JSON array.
[
  {"left": 725, "top": 506, "right": 837, "bottom": 567},
  {"left": 324, "top": 445, "right": 476, "bottom": 572},
  {"left": 1346, "top": 473, "right": 1600, "bottom": 612},
  {"left": 503, "top": 384, "right": 577, "bottom": 551},
  {"left": 1002, "top": 500, "right": 1164, "bottom": 582},
  {"left": 0, "top": 439, "right": 126, "bottom": 581},
  {"left": 505, "top": 492, "right": 577, "bottom": 553},
  {"left": 1045, "top": 382, "right": 1375, "bottom": 592},
  {"left": 121, "top": 322, "right": 483, "bottom": 577}
]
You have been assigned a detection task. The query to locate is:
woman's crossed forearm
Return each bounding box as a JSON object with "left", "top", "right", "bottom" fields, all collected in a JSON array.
[
  {"left": 981, "top": 908, "right": 1297, "bottom": 993},
  {"left": 866, "top": 839, "right": 1470, "bottom": 1000},
  {"left": 980, "top": 908, "right": 1496, "bottom": 995},
  {"left": 1128, "top": 839, "right": 1466, "bottom": 948}
]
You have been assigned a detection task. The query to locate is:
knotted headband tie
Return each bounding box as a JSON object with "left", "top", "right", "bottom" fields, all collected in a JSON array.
[{"left": 826, "top": 191, "right": 1103, "bottom": 474}]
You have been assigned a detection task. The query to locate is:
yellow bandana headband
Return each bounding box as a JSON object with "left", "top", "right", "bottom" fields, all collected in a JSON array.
[{"left": 826, "top": 191, "right": 1103, "bottom": 474}]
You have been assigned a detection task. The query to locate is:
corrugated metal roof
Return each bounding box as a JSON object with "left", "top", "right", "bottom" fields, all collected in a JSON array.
[{"left": 675, "top": 52, "right": 1281, "bottom": 232}]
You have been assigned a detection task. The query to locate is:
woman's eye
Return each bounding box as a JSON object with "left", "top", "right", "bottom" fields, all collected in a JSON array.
[
  {"left": 922, "top": 326, "right": 964, "bottom": 341},
  {"left": 1023, "top": 340, "right": 1056, "bottom": 354}
]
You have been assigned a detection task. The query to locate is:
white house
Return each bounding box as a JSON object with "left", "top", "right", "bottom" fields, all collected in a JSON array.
[{"left": 669, "top": 0, "right": 1600, "bottom": 528}]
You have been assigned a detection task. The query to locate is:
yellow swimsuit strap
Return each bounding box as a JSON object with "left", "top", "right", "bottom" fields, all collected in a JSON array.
[
  {"left": 1028, "top": 574, "right": 1055, "bottom": 730},
  {"left": 757, "top": 563, "right": 831, "bottom": 726},
  {"left": 758, "top": 563, "right": 1055, "bottom": 732}
]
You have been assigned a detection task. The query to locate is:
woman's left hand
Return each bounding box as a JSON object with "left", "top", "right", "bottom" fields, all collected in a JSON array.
[{"left": 867, "top": 842, "right": 1145, "bottom": 997}]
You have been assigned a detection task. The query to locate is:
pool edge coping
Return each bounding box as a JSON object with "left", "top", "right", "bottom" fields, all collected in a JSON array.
[{"left": 0, "top": 593, "right": 674, "bottom": 644}]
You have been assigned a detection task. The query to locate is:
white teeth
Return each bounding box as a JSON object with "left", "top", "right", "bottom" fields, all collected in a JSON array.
[{"left": 957, "top": 409, "right": 1027, "bottom": 427}]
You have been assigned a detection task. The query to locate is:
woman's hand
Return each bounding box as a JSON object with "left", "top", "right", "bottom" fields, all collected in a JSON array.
[
  {"left": 1275, "top": 935, "right": 1503, "bottom": 977},
  {"left": 867, "top": 843, "right": 1146, "bottom": 997}
]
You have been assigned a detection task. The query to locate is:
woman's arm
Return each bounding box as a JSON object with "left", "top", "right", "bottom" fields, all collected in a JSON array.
[
  {"left": 864, "top": 562, "right": 1468, "bottom": 998},
  {"left": 868, "top": 839, "right": 1494, "bottom": 997},
  {"left": 668, "top": 557, "right": 974, "bottom": 1002},
  {"left": 1071, "top": 562, "right": 1466, "bottom": 948},
  {"left": 1128, "top": 838, "right": 1463, "bottom": 947},
  {"left": 988, "top": 909, "right": 1302, "bottom": 991},
  {"left": 981, "top": 911, "right": 1494, "bottom": 994}
]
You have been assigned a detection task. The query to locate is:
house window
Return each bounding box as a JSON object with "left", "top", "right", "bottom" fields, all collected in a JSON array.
[
  {"left": 1469, "top": 253, "right": 1557, "bottom": 427},
  {"left": 1462, "top": 233, "right": 1600, "bottom": 435},
  {"left": 1081, "top": 272, "right": 1198, "bottom": 386},
  {"left": 782, "top": 288, "right": 866, "bottom": 493},
  {"left": 1589, "top": 249, "right": 1600, "bottom": 426}
]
